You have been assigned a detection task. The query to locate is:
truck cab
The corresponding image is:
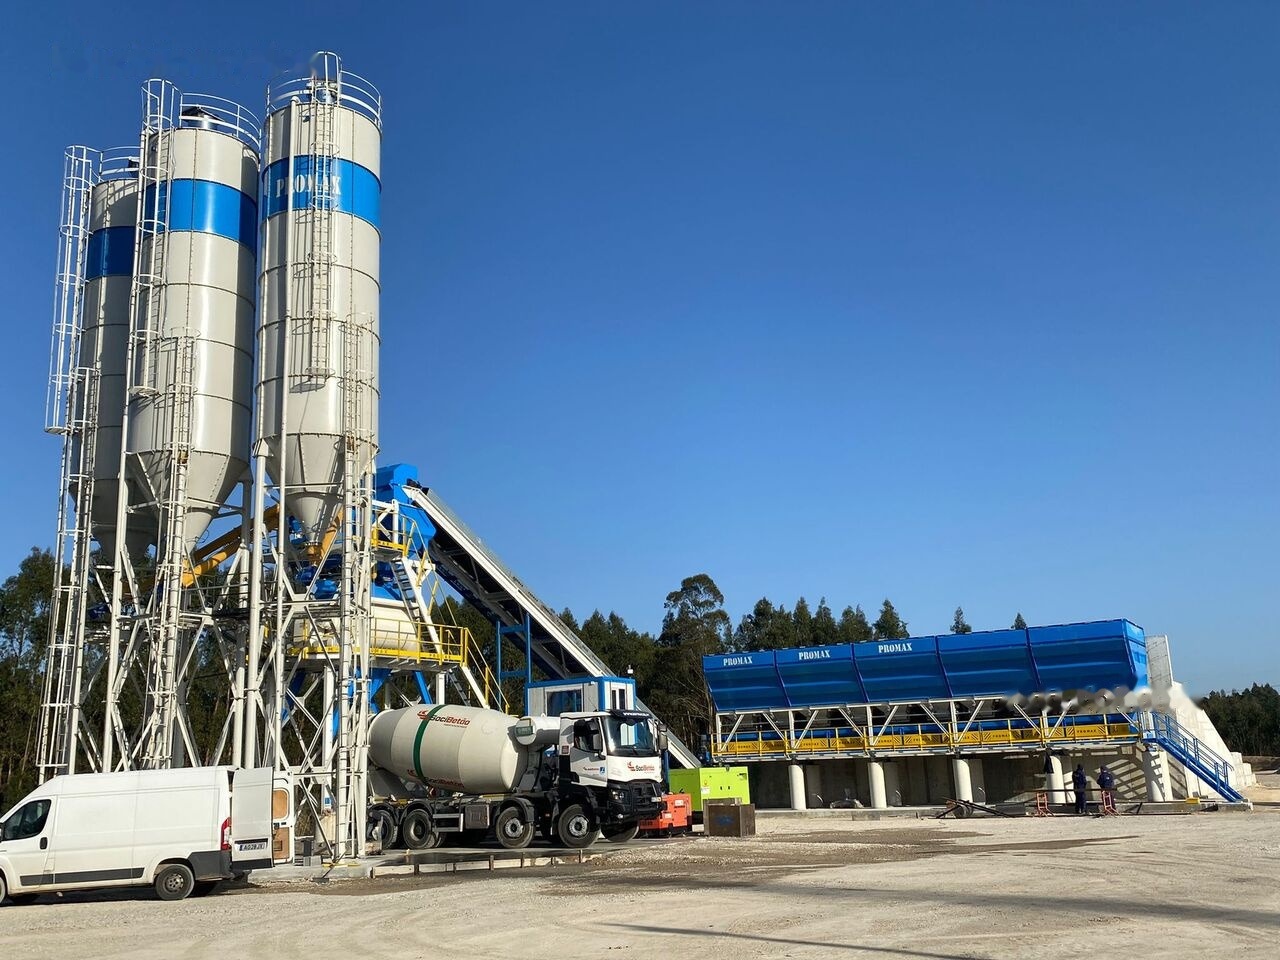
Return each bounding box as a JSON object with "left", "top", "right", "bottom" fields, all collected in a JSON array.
[{"left": 558, "top": 709, "right": 665, "bottom": 839}]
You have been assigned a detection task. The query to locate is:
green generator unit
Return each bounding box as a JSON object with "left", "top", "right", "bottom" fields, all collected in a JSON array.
[{"left": 668, "top": 766, "right": 751, "bottom": 814}]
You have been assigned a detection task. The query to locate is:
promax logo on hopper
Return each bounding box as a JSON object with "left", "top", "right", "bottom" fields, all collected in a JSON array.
[{"left": 877, "top": 642, "right": 914, "bottom": 654}]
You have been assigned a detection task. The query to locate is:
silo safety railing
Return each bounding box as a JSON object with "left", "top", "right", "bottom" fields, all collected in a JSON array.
[
  {"left": 176, "top": 92, "right": 261, "bottom": 150},
  {"left": 266, "top": 53, "right": 382, "bottom": 129}
]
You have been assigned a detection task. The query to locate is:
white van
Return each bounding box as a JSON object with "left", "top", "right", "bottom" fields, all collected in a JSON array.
[{"left": 0, "top": 767, "right": 277, "bottom": 904}]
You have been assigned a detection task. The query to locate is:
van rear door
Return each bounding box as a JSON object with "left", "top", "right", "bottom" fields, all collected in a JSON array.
[{"left": 229, "top": 768, "right": 274, "bottom": 872}]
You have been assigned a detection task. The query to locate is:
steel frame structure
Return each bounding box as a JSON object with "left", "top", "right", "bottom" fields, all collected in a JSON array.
[{"left": 709, "top": 697, "right": 1145, "bottom": 763}]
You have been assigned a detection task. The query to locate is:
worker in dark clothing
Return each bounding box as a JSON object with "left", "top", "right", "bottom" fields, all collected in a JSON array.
[
  {"left": 1098, "top": 765, "right": 1116, "bottom": 808},
  {"left": 1072, "top": 764, "right": 1088, "bottom": 814}
]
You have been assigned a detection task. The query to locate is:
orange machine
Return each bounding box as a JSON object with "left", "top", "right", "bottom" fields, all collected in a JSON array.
[{"left": 638, "top": 793, "right": 693, "bottom": 838}]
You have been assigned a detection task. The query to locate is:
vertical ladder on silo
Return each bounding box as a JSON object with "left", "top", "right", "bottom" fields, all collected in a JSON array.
[
  {"left": 305, "top": 55, "right": 368, "bottom": 861},
  {"left": 303, "top": 68, "right": 338, "bottom": 380},
  {"left": 126, "top": 79, "right": 185, "bottom": 769},
  {"left": 38, "top": 146, "right": 99, "bottom": 781}
]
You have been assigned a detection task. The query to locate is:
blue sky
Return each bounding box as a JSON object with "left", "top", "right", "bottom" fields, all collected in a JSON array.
[{"left": 1, "top": 2, "right": 1276, "bottom": 693}]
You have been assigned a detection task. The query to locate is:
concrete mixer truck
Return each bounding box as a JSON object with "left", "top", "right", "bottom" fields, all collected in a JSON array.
[{"left": 367, "top": 704, "right": 667, "bottom": 850}]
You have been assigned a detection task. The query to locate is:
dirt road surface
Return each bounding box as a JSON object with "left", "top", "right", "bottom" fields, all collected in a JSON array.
[{"left": 3, "top": 806, "right": 1277, "bottom": 959}]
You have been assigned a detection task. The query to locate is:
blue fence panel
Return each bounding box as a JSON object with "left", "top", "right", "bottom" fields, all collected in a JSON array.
[{"left": 775, "top": 644, "right": 864, "bottom": 708}]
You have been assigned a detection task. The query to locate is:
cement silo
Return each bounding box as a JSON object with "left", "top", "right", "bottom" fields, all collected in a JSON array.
[
  {"left": 71, "top": 150, "right": 151, "bottom": 559},
  {"left": 126, "top": 87, "right": 260, "bottom": 549},
  {"left": 257, "top": 52, "right": 382, "bottom": 544}
]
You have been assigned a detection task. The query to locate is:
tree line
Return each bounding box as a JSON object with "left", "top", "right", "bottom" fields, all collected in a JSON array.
[
  {"left": 1200, "top": 684, "right": 1280, "bottom": 758},
  {"left": 4, "top": 546, "right": 1274, "bottom": 801}
]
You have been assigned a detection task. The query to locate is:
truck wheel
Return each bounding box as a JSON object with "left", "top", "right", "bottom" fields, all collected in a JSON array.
[
  {"left": 555, "top": 804, "right": 598, "bottom": 849},
  {"left": 154, "top": 863, "right": 195, "bottom": 901},
  {"left": 495, "top": 806, "right": 535, "bottom": 849},
  {"left": 602, "top": 822, "right": 639, "bottom": 843},
  {"left": 401, "top": 809, "right": 440, "bottom": 850},
  {"left": 368, "top": 808, "right": 398, "bottom": 848}
]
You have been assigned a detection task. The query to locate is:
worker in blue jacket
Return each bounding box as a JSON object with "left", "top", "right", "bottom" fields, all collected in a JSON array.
[
  {"left": 1098, "top": 765, "right": 1116, "bottom": 806},
  {"left": 1072, "top": 764, "right": 1088, "bottom": 814}
]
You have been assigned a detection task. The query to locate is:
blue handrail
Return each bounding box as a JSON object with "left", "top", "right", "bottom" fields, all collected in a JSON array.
[{"left": 1142, "top": 712, "right": 1244, "bottom": 803}]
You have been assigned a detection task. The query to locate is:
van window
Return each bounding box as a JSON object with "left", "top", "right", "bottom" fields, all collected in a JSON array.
[{"left": 3, "top": 799, "right": 51, "bottom": 841}]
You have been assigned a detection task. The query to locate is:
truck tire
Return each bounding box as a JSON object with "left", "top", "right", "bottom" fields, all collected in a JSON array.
[
  {"left": 154, "top": 863, "right": 195, "bottom": 901},
  {"left": 555, "top": 804, "right": 598, "bottom": 849},
  {"left": 602, "top": 822, "right": 639, "bottom": 843},
  {"left": 401, "top": 809, "right": 441, "bottom": 850},
  {"left": 368, "top": 808, "right": 398, "bottom": 848},
  {"left": 495, "top": 806, "right": 535, "bottom": 849}
]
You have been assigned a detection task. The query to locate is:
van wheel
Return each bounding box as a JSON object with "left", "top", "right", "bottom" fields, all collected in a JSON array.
[
  {"left": 191, "top": 881, "right": 219, "bottom": 898},
  {"left": 555, "top": 804, "right": 599, "bottom": 849},
  {"left": 401, "top": 809, "right": 441, "bottom": 850},
  {"left": 155, "top": 863, "right": 195, "bottom": 901}
]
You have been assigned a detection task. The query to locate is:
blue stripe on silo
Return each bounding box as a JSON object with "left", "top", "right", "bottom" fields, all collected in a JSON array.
[
  {"left": 143, "top": 180, "right": 259, "bottom": 248},
  {"left": 85, "top": 226, "right": 136, "bottom": 279},
  {"left": 261, "top": 156, "right": 381, "bottom": 229}
]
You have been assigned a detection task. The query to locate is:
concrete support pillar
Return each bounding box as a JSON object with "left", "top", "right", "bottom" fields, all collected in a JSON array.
[
  {"left": 1142, "top": 748, "right": 1170, "bottom": 802},
  {"left": 951, "top": 756, "right": 974, "bottom": 803},
  {"left": 868, "top": 759, "right": 888, "bottom": 809},
  {"left": 803, "top": 763, "right": 824, "bottom": 809},
  {"left": 1047, "top": 755, "right": 1066, "bottom": 805},
  {"left": 968, "top": 756, "right": 987, "bottom": 803},
  {"left": 883, "top": 762, "right": 901, "bottom": 807},
  {"left": 788, "top": 763, "right": 807, "bottom": 810}
]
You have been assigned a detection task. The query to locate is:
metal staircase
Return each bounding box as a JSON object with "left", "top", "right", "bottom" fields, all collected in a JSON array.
[
  {"left": 399, "top": 483, "right": 701, "bottom": 768},
  {"left": 384, "top": 550, "right": 506, "bottom": 712},
  {"left": 1143, "top": 711, "right": 1245, "bottom": 803}
]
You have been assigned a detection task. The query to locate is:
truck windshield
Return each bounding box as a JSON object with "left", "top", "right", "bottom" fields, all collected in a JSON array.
[{"left": 605, "top": 717, "right": 657, "bottom": 757}]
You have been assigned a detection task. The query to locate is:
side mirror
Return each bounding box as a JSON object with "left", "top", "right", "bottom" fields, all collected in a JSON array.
[
  {"left": 590, "top": 733, "right": 604, "bottom": 755},
  {"left": 657, "top": 731, "right": 669, "bottom": 753}
]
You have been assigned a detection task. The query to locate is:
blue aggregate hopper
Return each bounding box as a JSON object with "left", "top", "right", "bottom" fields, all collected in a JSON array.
[
  {"left": 1027, "top": 619, "right": 1148, "bottom": 694},
  {"left": 853, "top": 637, "right": 950, "bottom": 703},
  {"left": 702, "top": 651, "right": 785, "bottom": 711},
  {"left": 703, "top": 619, "right": 1148, "bottom": 712},
  {"left": 775, "top": 644, "right": 866, "bottom": 707},
  {"left": 937, "top": 629, "right": 1041, "bottom": 698}
]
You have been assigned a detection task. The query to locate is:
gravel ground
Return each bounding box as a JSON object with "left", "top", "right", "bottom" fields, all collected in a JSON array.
[{"left": 3, "top": 793, "right": 1278, "bottom": 959}]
